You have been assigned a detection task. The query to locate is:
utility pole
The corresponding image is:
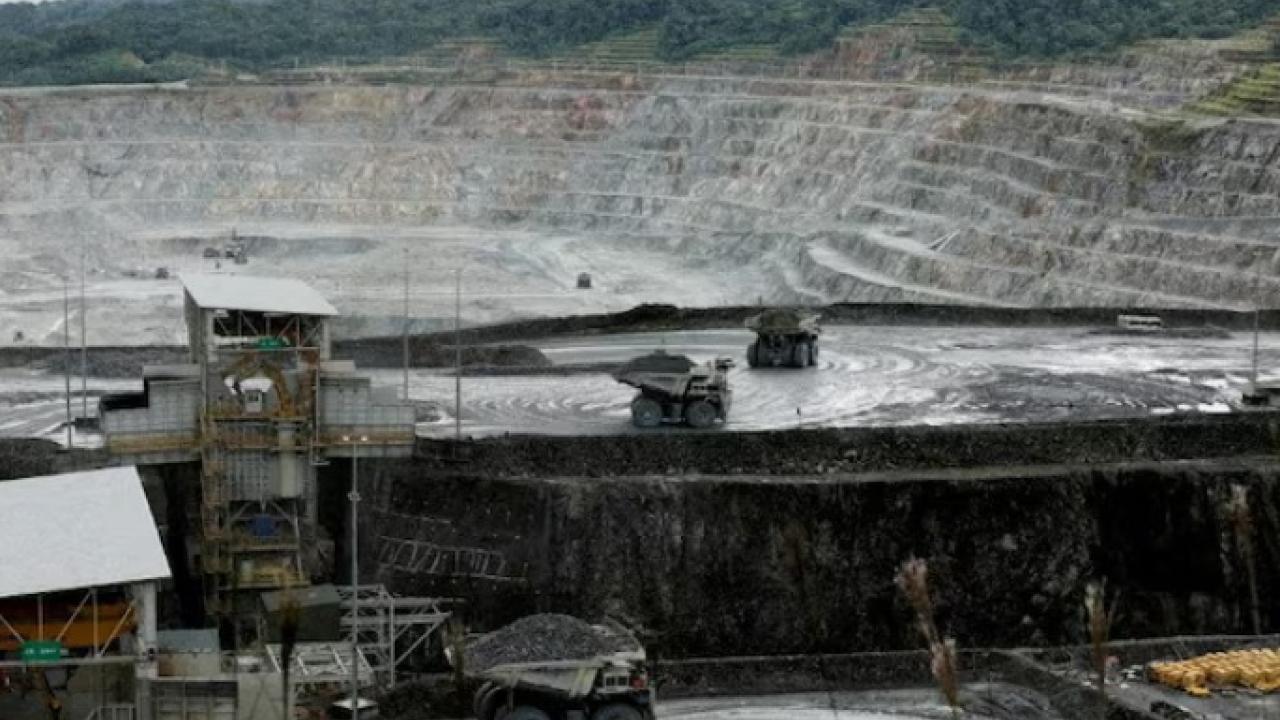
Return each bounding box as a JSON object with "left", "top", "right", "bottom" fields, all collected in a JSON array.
[
  {"left": 345, "top": 434, "right": 367, "bottom": 720},
  {"left": 63, "top": 276, "right": 72, "bottom": 448},
  {"left": 1253, "top": 260, "right": 1263, "bottom": 390},
  {"left": 80, "top": 237, "right": 88, "bottom": 420},
  {"left": 402, "top": 248, "right": 410, "bottom": 403},
  {"left": 454, "top": 269, "right": 462, "bottom": 443}
]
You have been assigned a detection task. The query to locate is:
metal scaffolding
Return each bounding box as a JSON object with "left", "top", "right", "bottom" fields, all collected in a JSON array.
[
  {"left": 336, "top": 585, "right": 453, "bottom": 687},
  {"left": 264, "top": 642, "right": 375, "bottom": 690},
  {"left": 194, "top": 307, "right": 328, "bottom": 635},
  {"left": 200, "top": 413, "right": 308, "bottom": 625},
  {"left": 376, "top": 537, "right": 521, "bottom": 582}
]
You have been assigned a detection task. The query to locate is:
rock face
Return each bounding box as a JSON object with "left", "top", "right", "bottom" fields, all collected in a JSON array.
[
  {"left": 1, "top": 72, "right": 1278, "bottom": 328},
  {"left": 354, "top": 420, "right": 1280, "bottom": 657}
]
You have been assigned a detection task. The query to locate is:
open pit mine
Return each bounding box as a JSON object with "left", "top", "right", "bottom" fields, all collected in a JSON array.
[{"left": 5, "top": 38, "right": 1280, "bottom": 720}]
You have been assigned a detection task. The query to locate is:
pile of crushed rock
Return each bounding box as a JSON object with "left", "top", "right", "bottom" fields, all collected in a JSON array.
[{"left": 464, "top": 614, "right": 639, "bottom": 673}]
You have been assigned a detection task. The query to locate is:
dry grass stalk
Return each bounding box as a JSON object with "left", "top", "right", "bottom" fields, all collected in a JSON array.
[
  {"left": 445, "top": 615, "right": 468, "bottom": 710},
  {"left": 896, "top": 557, "right": 961, "bottom": 717},
  {"left": 1227, "top": 484, "right": 1261, "bottom": 635},
  {"left": 1084, "top": 580, "right": 1118, "bottom": 720}
]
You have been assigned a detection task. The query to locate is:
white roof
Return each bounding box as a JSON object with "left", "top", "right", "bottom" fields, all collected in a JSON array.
[
  {"left": 0, "top": 467, "right": 171, "bottom": 598},
  {"left": 180, "top": 274, "right": 338, "bottom": 316}
]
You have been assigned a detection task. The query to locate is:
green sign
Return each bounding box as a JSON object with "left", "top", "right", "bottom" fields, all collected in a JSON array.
[
  {"left": 20, "top": 640, "right": 62, "bottom": 663},
  {"left": 255, "top": 337, "right": 286, "bottom": 349}
]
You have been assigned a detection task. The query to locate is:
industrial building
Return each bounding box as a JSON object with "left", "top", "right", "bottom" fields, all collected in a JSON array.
[
  {"left": 0, "top": 467, "right": 169, "bottom": 720},
  {"left": 99, "top": 274, "right": 416, "bottom": 642}
]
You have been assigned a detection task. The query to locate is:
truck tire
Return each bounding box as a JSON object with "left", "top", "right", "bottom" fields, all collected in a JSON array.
[
  {"left": 591, "top": 703, "right": 644, "bottom": 720},
  {"left": 504, "top": 706, "right": 551, "bottom": 720},
  {"left": 809, "top": 340, "right": 819, "bottom": 365},
  {"left": 631, "top": 397, "right": 663, "bottom": 428},
  {"left": 746, "top": 341, "right": 760, "bottom": 368},
  {"left": 473, "top": 682, "right": 499, "bottom": 719},
  {"left": 476, "top": 683, "right": 506, "bottom": 720},
  {"left": 684, "top": 400, "right": 717, "bottom": 428},
  {"left": 791, "top": 342, "right": 810, "bottom": 368}
]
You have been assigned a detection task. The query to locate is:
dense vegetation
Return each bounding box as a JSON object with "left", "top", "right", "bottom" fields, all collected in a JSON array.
[{"left": 1, "top": 0, "right": 1279, "bottom": 85}]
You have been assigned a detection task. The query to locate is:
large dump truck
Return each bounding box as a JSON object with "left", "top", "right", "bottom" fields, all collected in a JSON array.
[
  {"left": 612, "top": 350, "right": 733, "bottom": 428},
  {"left": 745, "top": 308, "right": 820, "bottom": 368},
  {"left": 461, "top": 616, "right": 655, "bottom": 720}
]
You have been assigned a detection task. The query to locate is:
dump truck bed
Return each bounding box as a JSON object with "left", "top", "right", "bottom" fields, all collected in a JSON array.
[
  {"left": 475, "top": 650, "right": 646, "bottom": 697},
  {"left": 745, "top": 309, "right": 821, "bottom": 335},
  {"left": 465, "top": 617, "right": 645, "bottom": 698},
  {"left": 612, "top": 352, "right": 702, "bottom": 398},
  {"left": 613, "top": 370, "right": 696, "bottom": 398}
]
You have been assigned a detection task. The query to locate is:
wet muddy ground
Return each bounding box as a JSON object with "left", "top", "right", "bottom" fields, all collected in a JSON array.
[{"left": 405, "top": 325, "right": 1276, "bottom": 437}]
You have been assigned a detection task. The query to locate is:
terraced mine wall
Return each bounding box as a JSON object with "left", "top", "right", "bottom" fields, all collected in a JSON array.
[
  {"left": 354, "top": 414, "right": 1280, "bottom": 658},
  {"left": 8, "top": 76, "right": 1280, "bottom": 312}
]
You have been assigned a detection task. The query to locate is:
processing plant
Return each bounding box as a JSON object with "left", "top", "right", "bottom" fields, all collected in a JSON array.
[{"left": 98, "top": 274, "right": 416, "bottom": 642}]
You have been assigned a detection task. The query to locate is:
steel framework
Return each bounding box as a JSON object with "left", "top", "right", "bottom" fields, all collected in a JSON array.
[
  {"left": 0, "top": 589, "right": 143, "bottom": 670},
  {"left": 375, "top": 537, "right": 521, "bottom": 582},
  {"left": 336, "top": 585, "right": 453, "bottom": 687},
  {"left": 264, "top": 642, "right": 375, "bottom": 689},
  {"left": 197, "top": 323, "right": 324, "bottom": 634}
]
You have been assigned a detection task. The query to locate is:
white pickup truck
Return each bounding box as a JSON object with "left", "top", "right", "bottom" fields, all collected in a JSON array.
[{"left": 460, "top": 620, "right": 655, "bottom": 720}]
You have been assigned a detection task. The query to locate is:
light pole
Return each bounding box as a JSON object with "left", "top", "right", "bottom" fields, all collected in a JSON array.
[
  {"left": 80, "top": 236, "right": 87, "bottom": 420},
  {"left": 342, "top": 433, "right": 368, "bottom": 720},
  {"left": 402, "top": 249, "right": 410, "bottom": 403},
  {"left": 1252, "top": 260, "right": 1263, "bottom": 391},
  {"left": 62, "top": 276, "right": 71, "bottom": 448},
  {"left": 454, "top": 269, "right": 462, "bottom": 443}
]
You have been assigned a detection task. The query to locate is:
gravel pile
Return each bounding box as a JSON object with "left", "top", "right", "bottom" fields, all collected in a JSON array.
[{"left": 464, "top": 614, "right": 637, "bottom": 673}]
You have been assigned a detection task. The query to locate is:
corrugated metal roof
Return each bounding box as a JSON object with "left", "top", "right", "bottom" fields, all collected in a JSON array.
[
  {"left": 0, "top": 467, "right": 172, "bottom": 598},
  {"left": 180, "top": 274, "right": 338, "bottom": 316}
]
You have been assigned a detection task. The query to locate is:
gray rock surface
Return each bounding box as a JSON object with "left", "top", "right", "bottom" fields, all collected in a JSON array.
[{"left": 2, "top": 67, "right": 1279, "bottom": 343}]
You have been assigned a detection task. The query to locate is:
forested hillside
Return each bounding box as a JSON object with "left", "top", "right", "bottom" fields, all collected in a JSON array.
[{"left": 1, "top": 0, "right": 1278, "bottom": 85}]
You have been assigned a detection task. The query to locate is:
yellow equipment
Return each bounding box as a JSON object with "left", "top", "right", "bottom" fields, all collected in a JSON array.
[
  {"left": 1149, "top": 648, "right": 1280, "bottom": 696},
  {"left": 221, "top": 353, "right": 297, "bottom": 417}
]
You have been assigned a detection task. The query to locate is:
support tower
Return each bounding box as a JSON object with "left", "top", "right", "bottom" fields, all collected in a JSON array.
[{"left": 100, "top": 275, "right": 415, "bottom": 640}]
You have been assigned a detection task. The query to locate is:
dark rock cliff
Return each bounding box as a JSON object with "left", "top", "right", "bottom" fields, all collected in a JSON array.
[{"left": 357, "top": 449, "right": 1280, "bottom": 658}]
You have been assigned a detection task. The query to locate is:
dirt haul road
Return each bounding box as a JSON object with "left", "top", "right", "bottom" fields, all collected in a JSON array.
[
  {"left": 3, "top": 324, "right": 1275, "bottom": 442},
  {"left": 404, "top": 324, "right": 1278, "bottom": 437}
]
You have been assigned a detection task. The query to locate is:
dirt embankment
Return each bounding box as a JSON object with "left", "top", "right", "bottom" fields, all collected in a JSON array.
[
  {"left": 0, "top": 439, "right": 104, "bottom": 480},
  {"left": 404, "top": 303, "right": 1280, "bottom": 345},
  {"left": 337, "top": 413, "right": 1280, "bottom": 660},
  {"left": 414, "top": 413, "right": 1280, "bottom": 477},
  {"left": 363, "top": 452, "right": 1280, "bottom": 659},
  {"left": 334, "top": 337, "right": 549, "bottom": 372},
  {"left": 0, "top": 340, "right": 549, "bottom": 378}
]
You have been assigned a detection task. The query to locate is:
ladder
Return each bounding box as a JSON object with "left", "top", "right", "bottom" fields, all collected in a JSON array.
[{"left": 199, "top": 413, "right": 230, "bottom": 617}]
